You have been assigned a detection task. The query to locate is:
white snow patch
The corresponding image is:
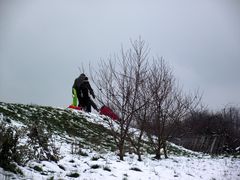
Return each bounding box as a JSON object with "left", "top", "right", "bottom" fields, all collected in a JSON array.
[{"left": 14, "top": 134, "right": 239, "bottom": 180}]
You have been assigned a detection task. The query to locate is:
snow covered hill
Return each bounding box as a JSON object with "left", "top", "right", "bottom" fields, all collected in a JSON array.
[{"left": 0, "top": 102, "right": 239, "bottom": 180}]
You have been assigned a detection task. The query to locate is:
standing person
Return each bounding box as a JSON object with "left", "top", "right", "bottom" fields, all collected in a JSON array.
[
  {"left": 79, "top": 77, "right": 99, "bottom": 112},
  {"left": 72, "top": 74, "right": 98, "bottom": 112},
  {"left": 72, "top": 73, "right": 86, "bottom": 107}
]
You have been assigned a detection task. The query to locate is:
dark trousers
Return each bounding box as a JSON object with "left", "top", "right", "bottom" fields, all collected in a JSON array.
[
  {"left": 90, "top": 99, "right": 98, "bottom": 111},
  {"left": 85, "top": 98, "right": 98, "bottom": 112},
  {"left": 77, "top": 96, "right": 98, "bottom": 112}
]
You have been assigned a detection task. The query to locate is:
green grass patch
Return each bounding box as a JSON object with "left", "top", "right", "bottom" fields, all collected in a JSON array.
[{"left": 0, "top": 101, "right": 198, "bottom": 158}]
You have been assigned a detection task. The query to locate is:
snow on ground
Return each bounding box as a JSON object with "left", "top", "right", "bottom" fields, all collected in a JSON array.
[
  {"left": 1, "top": 132, "right": 238, "bottom": 180},
  {"left": 0, "top": 109, "right": 240, "bottom": 180},
  {"left": 10, "top": 146, "right": 240, "bottom": 180},
  {"left": 2, "top": 132, "right": 240, "bottom": 179}
]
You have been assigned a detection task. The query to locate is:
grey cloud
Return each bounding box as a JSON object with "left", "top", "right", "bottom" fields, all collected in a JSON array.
[{"left": 0, "top": 0, "right": 240, "bottom": 110}]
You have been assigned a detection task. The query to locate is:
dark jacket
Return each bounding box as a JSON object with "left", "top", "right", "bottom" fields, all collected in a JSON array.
[
  {"left": 72, "top": 73, "right": 86, "bottom": 94},
  {"left": 73, "top": 74, "right": 95, "bottom": 101},
  {"left": 79, "top": 79, "right": 95, "bottom": 111},
  {"left": 79, "top": 79, "right": 95, "bottom": 99}
]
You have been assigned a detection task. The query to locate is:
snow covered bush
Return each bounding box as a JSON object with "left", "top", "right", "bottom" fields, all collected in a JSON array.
[
  {"left": 26, "top": 123, "right": 59, "bottom": 162},
  {"left": 0, "top": 122, "right": 23, "bottom": 174}
]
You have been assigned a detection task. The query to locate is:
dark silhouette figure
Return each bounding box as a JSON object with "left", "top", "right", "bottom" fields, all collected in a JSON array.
[{"left": 72, "top": 74, "right": 98, "bottom": 112}]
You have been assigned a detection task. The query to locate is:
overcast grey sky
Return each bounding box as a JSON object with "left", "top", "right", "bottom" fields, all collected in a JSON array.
[{"left": 0, "top": 0, "right": 240, "bottom": 110}]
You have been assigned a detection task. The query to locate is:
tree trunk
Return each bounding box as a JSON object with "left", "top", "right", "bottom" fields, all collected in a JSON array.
[
  {"left": 137, "top": 147, "right": 142, "bottom": 161},
  {"left": 163, "top": 143, "right": 168, "bottom": 159},
  {"left": 155, "top": 152, "right": 161, "bottom": 160},
  {"left": 155, "top": 146, "right": 161, "bottom": 160},
  {"left": 138, "top": 153, "right": 142, "bottom": 161},
  {"left": 119, "top": 143, "right": 124, "bottom": 161}
]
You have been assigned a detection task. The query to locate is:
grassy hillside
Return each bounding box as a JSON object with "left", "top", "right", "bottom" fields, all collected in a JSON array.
[
  {"left": 0, "top": 102, "right": 199, "bottom": 156},
  {"left": 0, "top": 102, "right": 116, "bottom": 151},
  {"left": 1, "top": 102, "right": 239, "bottom": 180},
  {"left": 1, "top": 102, "right": 203, "bottom": 156}
]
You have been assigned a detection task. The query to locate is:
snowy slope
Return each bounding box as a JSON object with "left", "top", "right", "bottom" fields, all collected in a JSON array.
[{"left": 0, "top": 102, "right": 239, "bottom": 180}]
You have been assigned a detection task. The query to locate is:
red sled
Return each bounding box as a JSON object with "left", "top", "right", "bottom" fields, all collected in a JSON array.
[
  {"left": 100, "top": 105, "right": 119, "bottom": 121},
  {"left": 68, "top": 105, "right": 82, "bottom": 110}
]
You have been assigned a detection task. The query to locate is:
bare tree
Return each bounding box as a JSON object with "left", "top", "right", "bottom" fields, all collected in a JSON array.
[
  {"left": 126, "top": 70, "right": 152, "bottom": 161},
  {"left": 93, "top": 38, "right": 150, "bottom": 160},
  {"left": 180, "top": 106, "right": 240, "bottom": 154},
  {"left": 92, "top": 38, "right": 201, "bottom": 160},
  {"left": 222, "top": 106, "right": 240, "bottom": 132},
  {"left": 144, "top": 58, "right": 174, "bottom": 159},
  {"left": 146, "top": 58, "right": 201, "bottom": 159}
]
